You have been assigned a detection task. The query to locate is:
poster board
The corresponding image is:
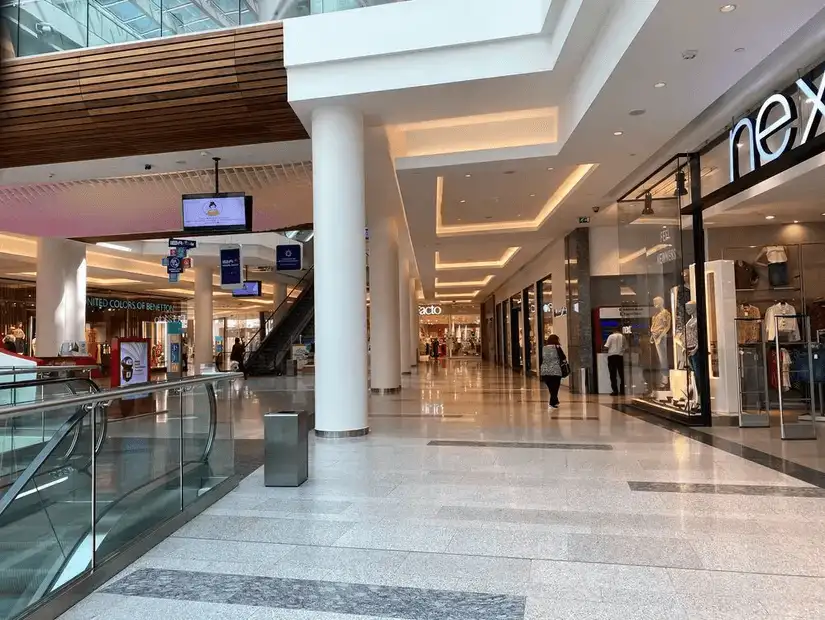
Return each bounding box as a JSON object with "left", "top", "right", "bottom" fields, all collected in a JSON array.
[{"left": 110, "top": 338, "right": 151, "bottom": 387}]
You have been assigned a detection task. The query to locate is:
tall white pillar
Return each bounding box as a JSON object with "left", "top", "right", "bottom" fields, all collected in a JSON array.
[
  {"left": 409, "top": 279, "right": 418, "bottom": 368},
  {"left": 194, "top": 265, "right": 214, "bottom": 370},
  {"left": 368, "top": 215, "right": 401, "bottom": 392},
  {"left": 36, "top": 238, "right": 86, "bottom": 357},
  {"left": 313, "top": 106, "right": 369, "bottom": 436},
  {"left": 399, "top": 260, "right": 411, "bottom": 375}
]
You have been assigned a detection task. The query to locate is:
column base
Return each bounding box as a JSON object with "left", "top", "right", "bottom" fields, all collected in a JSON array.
[
  {"left": 370, "top": 386, "right": 401, "bottom": 394},
  {"left": 315, "top": 427, "right": 370, "bottom": 439}
]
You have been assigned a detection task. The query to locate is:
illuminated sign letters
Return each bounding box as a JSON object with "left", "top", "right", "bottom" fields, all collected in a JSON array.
[
  {"left": 419, "top": 305, "right": 443, "bottom": 316},
  {"left": 730, "top": 68, "right": 825, "bottom": 182}
]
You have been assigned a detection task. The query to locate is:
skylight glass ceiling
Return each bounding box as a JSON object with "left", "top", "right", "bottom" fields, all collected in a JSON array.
[{"left": 0, "top": 0, "right": 406, "bottom": 58}]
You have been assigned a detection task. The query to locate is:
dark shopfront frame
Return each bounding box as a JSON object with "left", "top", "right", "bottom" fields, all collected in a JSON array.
[{"left": 617, "top": 55, "right": 825, "bottom": 426}]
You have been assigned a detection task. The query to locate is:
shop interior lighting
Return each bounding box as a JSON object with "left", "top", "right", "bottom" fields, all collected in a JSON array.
[{"left": 96, "top": 242, "right": 133, "bottom": 252}]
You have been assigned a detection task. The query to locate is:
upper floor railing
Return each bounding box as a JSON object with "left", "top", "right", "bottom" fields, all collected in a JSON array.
[{"left": 0, "top": 0, "right": 407, "bottom": 59}]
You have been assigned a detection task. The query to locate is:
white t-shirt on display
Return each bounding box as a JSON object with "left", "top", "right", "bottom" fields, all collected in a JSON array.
[{"left": 604, "top": 333, "right": 626, "bottom": 356}]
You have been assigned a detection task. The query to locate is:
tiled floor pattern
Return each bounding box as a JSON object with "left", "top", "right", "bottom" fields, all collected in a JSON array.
[{"left": 61, "top": 361, "right": 825, "bottom": 619}]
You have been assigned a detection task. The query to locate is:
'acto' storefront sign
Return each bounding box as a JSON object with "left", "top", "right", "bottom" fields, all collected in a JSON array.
[
  {"left": 729, "top": 65, "right": 825, "bottom": 182},
  {"left": 87, "top": 296, "right": 175, "bottom": 313}
]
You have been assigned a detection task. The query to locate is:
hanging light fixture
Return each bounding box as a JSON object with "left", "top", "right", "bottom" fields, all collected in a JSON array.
[
  {"left": 641, "top": 192, "right": 655, "bottom": 215},
  {"left": 674, "top": 170, "right": 688, "bottom": 197}
]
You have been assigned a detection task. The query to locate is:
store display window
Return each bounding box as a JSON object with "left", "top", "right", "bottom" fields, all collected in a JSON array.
[
  {"left": 536, "top": 276, "right": 553, "bottom": 368},
  {"left": 526, "top": 286, "right": 536, "bottom": 374},
  {"left": 617, "top": 156, "right": 699, "bottom": 419},
  {"left": 418, "top": 305, "right": 481, "bottom": 359},
  {"left": 510, "top": 294, "right": 523, "bottom": 369}
]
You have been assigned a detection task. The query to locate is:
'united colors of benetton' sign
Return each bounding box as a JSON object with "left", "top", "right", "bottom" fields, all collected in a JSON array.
[{"left": 729, "top": 68, "right": 825, "bottom": 182}]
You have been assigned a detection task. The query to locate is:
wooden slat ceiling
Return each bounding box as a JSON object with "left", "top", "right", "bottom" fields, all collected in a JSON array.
[{"left": 0, "top": 22, "right": 308, "bottom": 169}]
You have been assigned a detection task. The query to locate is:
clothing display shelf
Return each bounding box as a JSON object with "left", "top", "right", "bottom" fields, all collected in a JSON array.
[
  {"left": 772, "top": 313, "right": 817, "bottom": 440},
  {"left": 734, "top": 317, "right": 770, "bottom": 428}
]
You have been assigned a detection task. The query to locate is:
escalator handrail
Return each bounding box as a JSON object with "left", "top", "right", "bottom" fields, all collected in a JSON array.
[
  {"left": 0, "top": 365, "right": 99, "bottom": 377},
  {"left": 244, "top": 267, "right": 314, "bottom": 356},
  {"left": 0, "top": 373, "right": 243, "bottom": 423}
]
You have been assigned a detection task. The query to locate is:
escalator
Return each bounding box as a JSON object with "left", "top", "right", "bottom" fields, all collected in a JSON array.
[
  {"left": 246, "top": 268, "right": 315, "bottom": 376},
  {"left": 0, "top": 375, "right": 235, "bottom": 620}
]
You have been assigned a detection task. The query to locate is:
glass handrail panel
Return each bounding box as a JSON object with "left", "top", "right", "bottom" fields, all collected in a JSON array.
[
  {"left": 0, "top": 406, "right": 94, "bottom": 620},
  {"left": 0, "top": 374, "right": 239, "bottom": 620}
]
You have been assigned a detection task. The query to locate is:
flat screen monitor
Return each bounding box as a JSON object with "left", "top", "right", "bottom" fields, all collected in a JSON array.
[
  {"left": 232, "top": 280, "right": 262, "bottom": 298},
  {"left": 181, "top": 193, "right": 252, "bottom": 233}
]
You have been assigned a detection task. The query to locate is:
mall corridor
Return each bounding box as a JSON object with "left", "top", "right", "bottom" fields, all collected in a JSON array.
[{"left": 61, "top": 361, "right": 825, "bottom": 620}]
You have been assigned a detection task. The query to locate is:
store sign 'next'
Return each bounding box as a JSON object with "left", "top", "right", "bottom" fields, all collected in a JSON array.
[{"left": 729, "top": 68, "right": 825, "bottom": 182}]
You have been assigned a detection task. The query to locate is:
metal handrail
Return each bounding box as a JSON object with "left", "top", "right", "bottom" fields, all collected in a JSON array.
[
  {"left": 0, "top": 373, "right": 243, "bottom": 422},
  {"left": 0, "top": 365, "right": 99, "bottom": 377}
]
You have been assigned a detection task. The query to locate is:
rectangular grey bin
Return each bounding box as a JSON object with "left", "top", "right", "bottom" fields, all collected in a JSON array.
[{"left": 264, "top": 411, "right": 308, "bottom": 487}]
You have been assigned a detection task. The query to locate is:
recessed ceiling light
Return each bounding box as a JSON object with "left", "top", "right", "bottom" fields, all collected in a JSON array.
[
  {"left": 720, "top": 4, "right": 736, "bottom": 13},
  {"left": 613, "top": 131, "right": 624, "bottom": 136},
  {"left": 793, "top": 220, "right": 800, "bottom": 224},
  {"left": 654, "top": 82, "right": 667, "bottom": 88},
  {"left": 530, "top": 193, "right": 536, "bottom": 197},
  {"left": 765, "top": 215, "right": 775, "bottom": 220},
  {"left": 547, "top": 167, "right": 554, "bottom": 171},
  {"left": 734, "top": 47, "right": 745, "bottom": 53},
  {"left": 629, "top": 109, "right": 646, "bottom": 116},
  {"left": 460, "top": 199, "right": 466, "bottom": 203},
  {"left": 465, "top": 174, "right": 472, "bottom": 178}
]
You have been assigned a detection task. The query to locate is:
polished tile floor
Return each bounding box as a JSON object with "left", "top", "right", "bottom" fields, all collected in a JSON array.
[{"left": 62, "top": 361, "right": 825, "bottom": 620}]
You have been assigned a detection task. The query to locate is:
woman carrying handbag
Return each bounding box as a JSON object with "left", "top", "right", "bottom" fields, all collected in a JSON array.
[{"left": 540, "top": 334, "right": 569, "bottom": 409}]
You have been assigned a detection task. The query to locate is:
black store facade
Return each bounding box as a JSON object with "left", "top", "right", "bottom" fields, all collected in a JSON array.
[{"left": 616, "top": 58, "right": 825, "bottom": 436}]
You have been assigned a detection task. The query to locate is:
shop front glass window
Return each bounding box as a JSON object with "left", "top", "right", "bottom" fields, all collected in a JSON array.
[
  {"left": 526, "top": 286, "right": 536, "bottom": 373},
  {"left": 510, "top": 294, "right": 523, "bottom": 369},
  {"left": 617, "top": 156, "right": 698, "bottom": 417}
]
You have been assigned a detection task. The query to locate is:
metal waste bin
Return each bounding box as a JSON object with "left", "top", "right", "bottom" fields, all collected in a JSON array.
[{"left": 264, "top": 411, "right": 308, "bottom": 487}]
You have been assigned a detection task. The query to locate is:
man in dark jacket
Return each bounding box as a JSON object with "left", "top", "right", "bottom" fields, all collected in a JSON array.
[{"left": 230, "top": 338, "right": 247, "bottom": 379}]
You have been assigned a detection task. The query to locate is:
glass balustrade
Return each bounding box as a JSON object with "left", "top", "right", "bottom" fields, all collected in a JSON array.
[
  {"left": 0, "top": 0, "right": 408, "bottom": 59},
  {"left": 0, "top": 373, "right": 239, "bottom": 620}
]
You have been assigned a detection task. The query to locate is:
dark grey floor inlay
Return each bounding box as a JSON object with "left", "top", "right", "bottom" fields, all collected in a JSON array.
[
  {"left": 549, "top": 416, "right": 600, "bottom": 421},
  {"left": 104, "top": 568, "right": 526, "bottom": 620},
  {"left": 372, "top": 414, "right": 465, "bottom": 418},
  {"left": 428, "top": 440, "right": 612, "bottom": 451},
  {"left": 629, "top": 481, "right": 825, "bottom": 497}
]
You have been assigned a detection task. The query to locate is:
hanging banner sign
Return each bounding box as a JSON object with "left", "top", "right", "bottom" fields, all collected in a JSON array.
[
  {"left": 276, "top": 244, "right": 302, "bottom": 271},
  {"left": 729, "top": 65, "right": 825, "bottom": 182},
  {"left": 169, "top": 239, "right": 197, "bottom": 249},
  {"left": 220, "top": 245, "right": 243, "bottom": 289}
]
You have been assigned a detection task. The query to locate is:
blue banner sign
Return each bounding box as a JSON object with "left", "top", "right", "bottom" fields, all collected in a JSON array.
[
  {"left": 220, "top": 246, "right": 243, "bottom": 288},
  {"left": 276, "top": 244, "right": 302, "bottom": 271}
]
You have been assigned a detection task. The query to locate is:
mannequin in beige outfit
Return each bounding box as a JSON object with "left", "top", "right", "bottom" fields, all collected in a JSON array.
[{"left": 650, "top": 296, "right": 672, "bottom": 387}]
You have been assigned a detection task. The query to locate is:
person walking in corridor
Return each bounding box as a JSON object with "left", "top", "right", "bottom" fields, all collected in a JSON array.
[
  {"left": 604, "top": 328, "right": 626, "bottom": 396},
  {"left": 540, "top": 334, "right": 568, "bottom": 409},
  {"left": 230, "top": 337, "right": 247, "bottom": 379}
]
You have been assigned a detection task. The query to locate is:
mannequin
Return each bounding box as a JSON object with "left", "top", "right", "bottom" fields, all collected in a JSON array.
[
  {"left": 650, "top": 296, "right": 672, "bottom": 388},
  {"left": 685, "top": 301, "right": 701, "bottom": 409},
  {"left": 673, "top": 270, "right": 690, "bottom": 370}
]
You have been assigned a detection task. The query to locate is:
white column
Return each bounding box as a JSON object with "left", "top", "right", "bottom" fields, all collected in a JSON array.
[
  {"left": 409, "top": 279, "right": 418, "bottom": 368},
  {"left": 313, "top": 106, "right": 368, "bottom": 436},
  {"left": 194, "top": 265, "right": 214, "bottom": 370},
  {"left": 36, "top": 238, "right": 86, "bottom": 357},
  {"left": 399, "top": 260, "right": 411, "bottom": 375},
  {"left": 368, "top": 215, "right": 401, "bottom": 392}
]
